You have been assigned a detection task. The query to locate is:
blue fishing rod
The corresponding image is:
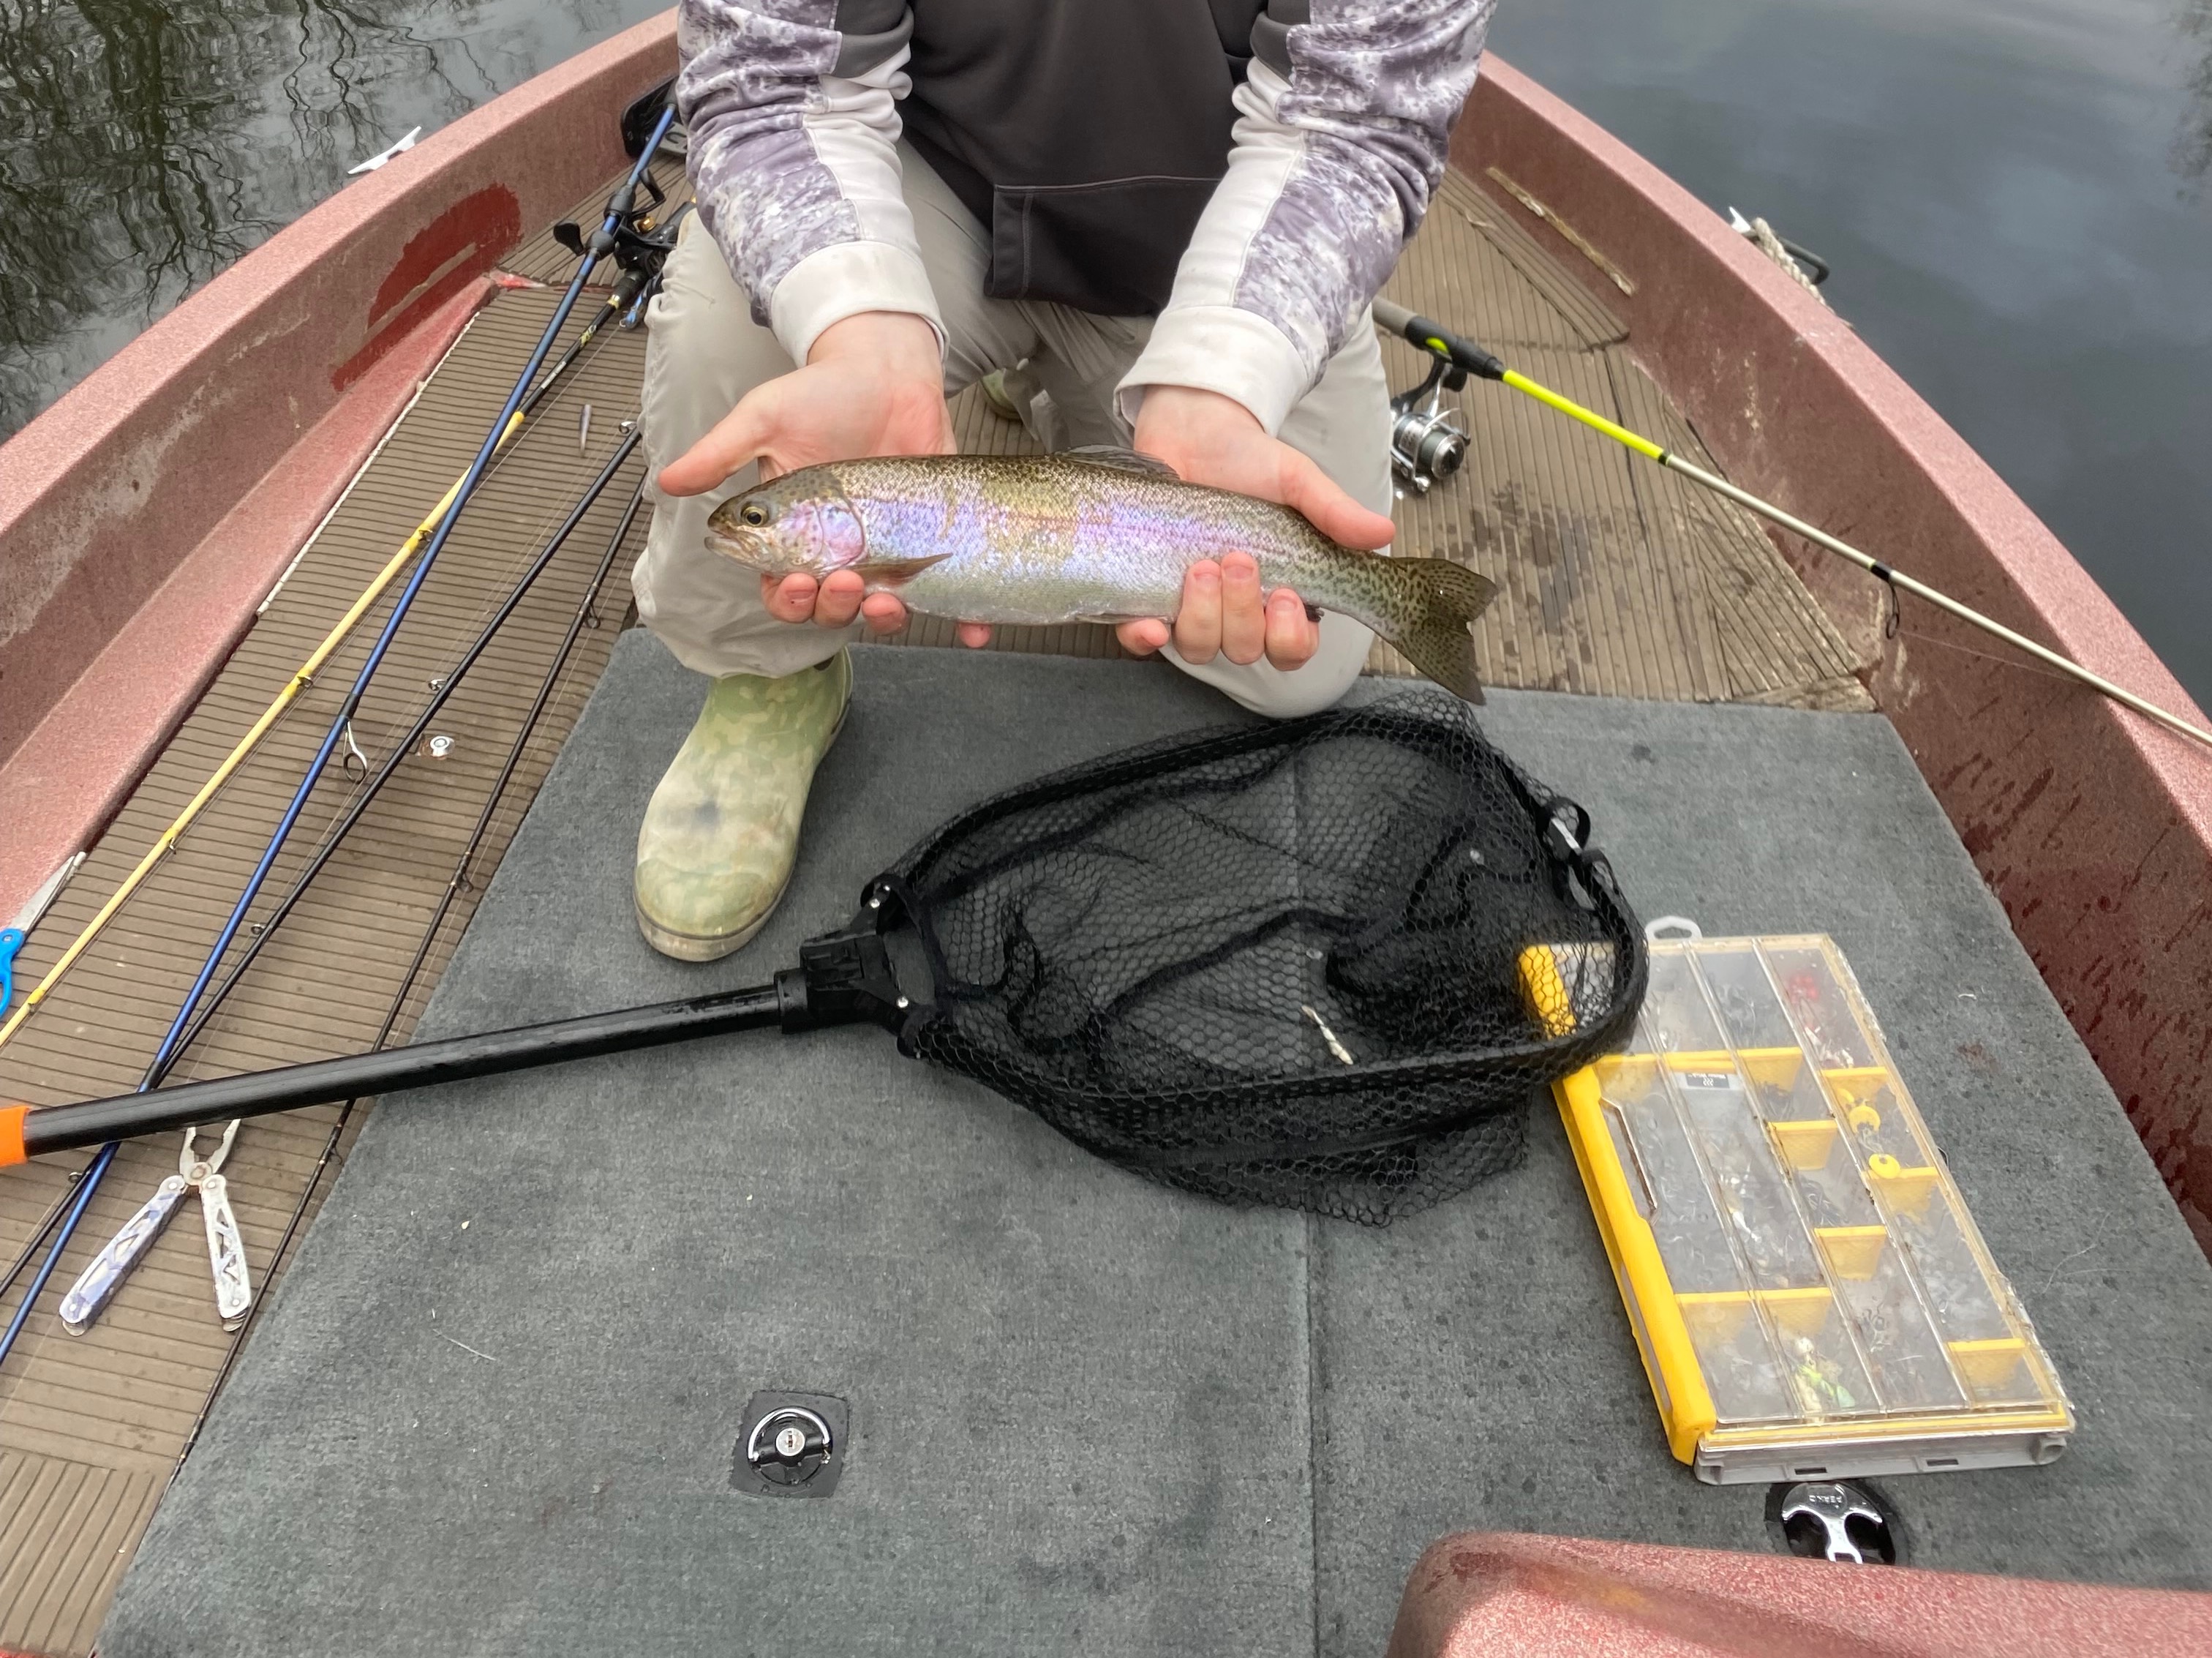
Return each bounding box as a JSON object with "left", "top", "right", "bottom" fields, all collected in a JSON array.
[{"left": 0, "top": 105, "right": 677, "bottom": 1369}]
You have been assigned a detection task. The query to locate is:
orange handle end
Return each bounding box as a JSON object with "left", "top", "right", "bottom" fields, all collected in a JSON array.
[{"left": 0, "top": 1103, "right": 27, "bottom": 1168}]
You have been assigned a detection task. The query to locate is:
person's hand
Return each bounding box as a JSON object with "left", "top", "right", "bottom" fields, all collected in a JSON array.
[
  {"left": 1118, "top": 385, "right": 1397, "bottom": 671},
  {"left": 658, "top": 311, "right": 979, "bottom": 641}
]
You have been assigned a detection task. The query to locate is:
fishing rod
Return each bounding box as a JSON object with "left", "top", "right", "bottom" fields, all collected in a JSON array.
[
  {"left": 164, "top": 433, "right": 642, "bottom": 1068},
  {"left": 0, "top": 427, "right": 639, "bottom": 1322},
  {"left": 15, "top": 436, "right": 644, "bottom": 1338},
  {"left": 0, "top": 108, "right": 677, "bottom": 1368},
  {"left": 162, "top": 482, "right": 649, "bottom": 1456},
  {"left": 1372, "top": 297, "right": 2212, "bottom": 752},
  {"left": 0, "top": 179, "right": 669, "bottom": 1061}
]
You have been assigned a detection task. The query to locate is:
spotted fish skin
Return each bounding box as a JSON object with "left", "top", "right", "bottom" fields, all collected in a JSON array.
[{"left": 705, "top": 452, "right": 1499, "bottom": 699}]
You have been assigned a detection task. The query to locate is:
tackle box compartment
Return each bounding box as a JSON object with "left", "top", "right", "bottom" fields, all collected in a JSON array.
[{"left": 1543, "top": 933, "right": 2072, "bottom": 1485}]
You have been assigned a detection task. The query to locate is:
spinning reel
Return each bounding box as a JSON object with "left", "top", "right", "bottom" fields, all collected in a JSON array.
[
  {"left": 1376, "top": 297, "right": 1513, "bottom": 498},
  {"left": 1389, "top": 349, "right": 1471, "bottom": 497},
  {"left": 551, "top": 160, "right": 691, "bottom": 329}
]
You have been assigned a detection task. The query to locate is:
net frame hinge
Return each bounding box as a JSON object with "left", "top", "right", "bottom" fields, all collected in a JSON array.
[{"left": 774, "top": 881, "right": 927, "bottom": 1039}]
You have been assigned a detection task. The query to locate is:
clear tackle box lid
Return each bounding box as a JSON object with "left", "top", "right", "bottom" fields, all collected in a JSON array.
[{"left": 1540, "top": 931, "right": 2073, "bottom": 1485}]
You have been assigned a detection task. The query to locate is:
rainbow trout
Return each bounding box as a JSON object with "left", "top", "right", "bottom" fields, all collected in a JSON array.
[{"left": 704, "top": 448, "right": 1499, "bottom": 700}]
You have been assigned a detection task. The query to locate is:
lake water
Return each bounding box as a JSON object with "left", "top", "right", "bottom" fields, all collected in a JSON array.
[
  {"left": 4, "top": 1, "right": 2208, "bottom": 702},
  {"left": 0, "top": 1, "right": 667, "bottom": 438}
]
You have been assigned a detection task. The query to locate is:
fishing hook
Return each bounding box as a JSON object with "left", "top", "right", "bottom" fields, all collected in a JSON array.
[{"left": 1874, "top": 565, "right": 1900, "bottom": 640}]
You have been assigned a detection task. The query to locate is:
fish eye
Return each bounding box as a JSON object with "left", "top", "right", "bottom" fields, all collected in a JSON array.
[{"left": 740, "top": 502, "right": 772, "bottom": 528}]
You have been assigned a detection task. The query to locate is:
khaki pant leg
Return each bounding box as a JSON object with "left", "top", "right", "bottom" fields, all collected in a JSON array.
[{"left": 630, "top": 214, "right": 837, "bottom": 679}]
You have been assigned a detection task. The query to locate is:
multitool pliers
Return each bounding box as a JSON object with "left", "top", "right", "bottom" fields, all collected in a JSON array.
[{"left": 60, "top": 1121, "right": 252, "bottom": 1333}]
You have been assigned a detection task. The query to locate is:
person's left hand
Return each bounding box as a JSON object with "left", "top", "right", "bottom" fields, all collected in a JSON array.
[{"left": 1116, "top": 384, "right": 1397, "bottom": 671}]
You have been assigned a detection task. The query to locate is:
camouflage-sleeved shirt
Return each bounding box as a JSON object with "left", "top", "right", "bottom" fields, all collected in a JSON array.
[{"left": 674, "top": 1, "right": 1497, "bottom": 432}]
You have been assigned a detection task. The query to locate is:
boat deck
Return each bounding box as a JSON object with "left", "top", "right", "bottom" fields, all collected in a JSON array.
[
  {"left": 99, "top": 641, "right": 2212, "bottom": 1657},
  {"left": 4, "top": 156, "right": 1862, "bottom": 1651}
]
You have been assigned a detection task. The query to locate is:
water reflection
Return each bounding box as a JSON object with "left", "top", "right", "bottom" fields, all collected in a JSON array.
[{"left": 0, "top": 0, "right": 658, "bottom": 438}]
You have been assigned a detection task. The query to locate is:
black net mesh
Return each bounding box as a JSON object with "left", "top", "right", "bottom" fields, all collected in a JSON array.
[{"left": 882, "top": 694, "right": 1646, "bottom": 1225}]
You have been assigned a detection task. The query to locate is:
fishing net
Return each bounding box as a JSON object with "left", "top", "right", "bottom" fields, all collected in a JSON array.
[
  {"left": 872, "top": 693, "right": 1647, "bottom": 1224},
  {"left": 12, "top": 692, "right": 1648, "bottom": 1229}
]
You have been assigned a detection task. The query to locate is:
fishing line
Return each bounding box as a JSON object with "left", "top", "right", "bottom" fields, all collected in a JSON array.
[
  {"left": 0, "top": 109, "right": 676, "bottom": 1370},
  {"left": 1372, "top": 298, "right": 2212, "bottom": 753},
  {"left": 1896, "top": 625, "right": 2083, "bottom": 686},
  {"left": 167, "top": 480, "right": 648, "bottom": 1478}
]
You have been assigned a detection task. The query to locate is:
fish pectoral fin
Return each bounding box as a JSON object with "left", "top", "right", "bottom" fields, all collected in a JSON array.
[
  {"left": 1062, "top": 445, "right": 1181, "bottom": 481},
  {"left": 854, "top": 552, "right": 953, "bottom": 587}
]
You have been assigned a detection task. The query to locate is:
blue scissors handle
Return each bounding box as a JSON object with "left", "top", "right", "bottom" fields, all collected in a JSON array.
[{"left": 0, "top": 926, "right": 22, "bottom": 1013}]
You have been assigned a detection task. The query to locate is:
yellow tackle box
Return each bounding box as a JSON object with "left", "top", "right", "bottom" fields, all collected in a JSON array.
[{"left": 1534, "top": 931, "right": 2073, "bottom": 1485}]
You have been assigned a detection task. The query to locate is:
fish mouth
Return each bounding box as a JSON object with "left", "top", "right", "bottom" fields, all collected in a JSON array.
[
  {"left": 703, "top": 526, "right": 824, "bottom": 580},
  {"left": 701, "top": 519, "right": 772, "bottom": 569}
]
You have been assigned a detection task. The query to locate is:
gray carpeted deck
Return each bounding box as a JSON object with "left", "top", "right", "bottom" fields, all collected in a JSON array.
[{"left": 102, "top": 639, "right": 2212, "bottom": 1657}]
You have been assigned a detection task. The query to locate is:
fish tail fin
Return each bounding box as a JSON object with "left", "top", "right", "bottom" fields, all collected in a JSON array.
[{"left": 1382, "top": 558, "right": 1500, "bottom": 703}]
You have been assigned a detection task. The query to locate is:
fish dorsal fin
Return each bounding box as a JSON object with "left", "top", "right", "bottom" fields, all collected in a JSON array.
[{"left": 1063, "top": 445, "right": 1181, "bottom": 481}]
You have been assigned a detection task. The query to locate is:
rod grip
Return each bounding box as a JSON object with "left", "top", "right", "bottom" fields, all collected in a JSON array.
[
  {"left": 1371, "top": 298, "right": 1505, "bottom": 380},
  {"left": 0, "top": 1103, "right": 24, "bottom": 1167}
]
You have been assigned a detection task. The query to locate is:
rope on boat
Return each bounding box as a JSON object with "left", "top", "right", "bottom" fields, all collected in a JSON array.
[
  {"left": 1728, "top": 207, "right": 1830, "bottom": 304},
  {"left": 1373, "top": 299, "right": 2212, "bottom": 754}
]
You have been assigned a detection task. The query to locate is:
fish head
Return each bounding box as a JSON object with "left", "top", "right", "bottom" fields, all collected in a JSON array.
[{"left": 704, "top": 470, "right": 868, "bottom": 577}]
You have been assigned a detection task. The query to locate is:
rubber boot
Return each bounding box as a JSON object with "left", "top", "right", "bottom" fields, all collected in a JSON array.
[
  {"left": 978, "top": 367, "right": 1023, "bottom": 422},
  {"left": 633, "top": 651, "right": 852, "bottom": 961}
]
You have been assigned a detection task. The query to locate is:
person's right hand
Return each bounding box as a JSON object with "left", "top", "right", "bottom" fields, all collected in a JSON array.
[{"left": 658, "top": 310, "right": 973, "bottom": 641}]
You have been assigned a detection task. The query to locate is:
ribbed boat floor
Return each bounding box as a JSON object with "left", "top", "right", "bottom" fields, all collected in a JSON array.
[
  {"left": 1, "top": 156, "right": 1861, "bottom": 1655},
  {"left": 0, "top": 288, "right": 650, "bottom": 1656}
]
